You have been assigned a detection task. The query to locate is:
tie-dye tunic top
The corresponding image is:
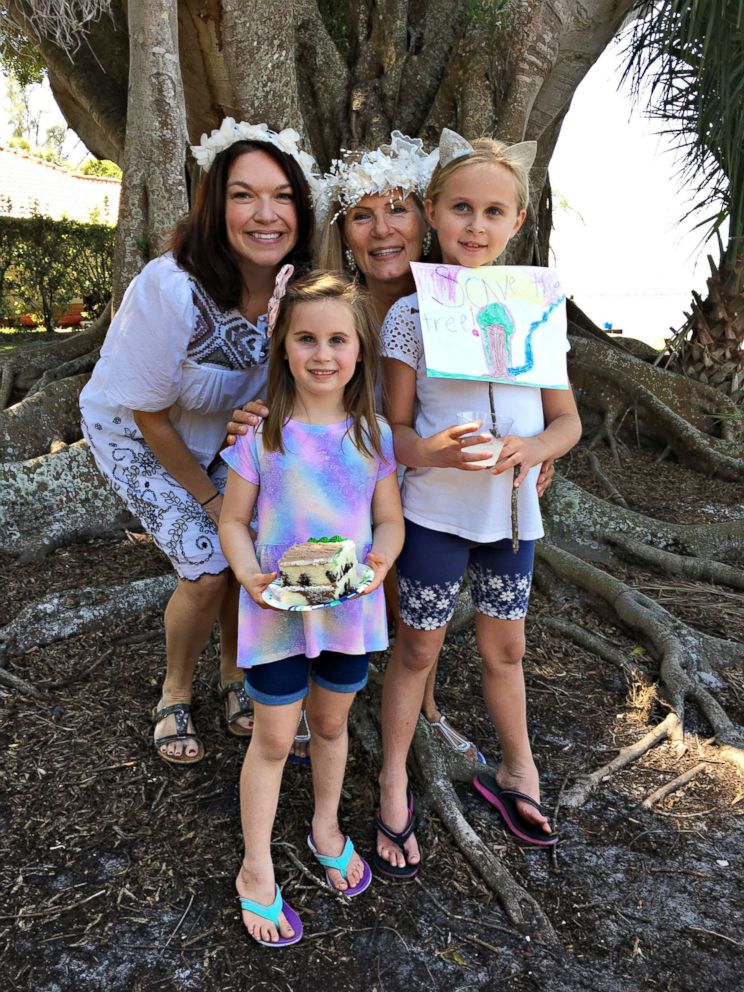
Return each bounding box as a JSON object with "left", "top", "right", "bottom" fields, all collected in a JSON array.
[{"left": 221, "top": 417, "right": 396, "bottom": 668}]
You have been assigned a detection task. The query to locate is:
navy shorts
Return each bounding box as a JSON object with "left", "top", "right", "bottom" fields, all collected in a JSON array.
[
  {"left": 243, "top": 650, "right": 369, "bottom": 706},
  {"left": 397, "top": 520, "right": 535, "bottom": 630}
]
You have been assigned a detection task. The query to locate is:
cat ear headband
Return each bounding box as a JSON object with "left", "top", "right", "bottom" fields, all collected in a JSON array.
[
  {"left": 267, "top": 264, "right": 294, "bottom": 337},
  {"left": 438, "top": 127, "right": 538, "bottom": 173}
]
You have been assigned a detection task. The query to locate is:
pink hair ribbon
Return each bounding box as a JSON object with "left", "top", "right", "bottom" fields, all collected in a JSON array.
[{"left": 267, "top": 263, "right": 294, "bottom": 337}]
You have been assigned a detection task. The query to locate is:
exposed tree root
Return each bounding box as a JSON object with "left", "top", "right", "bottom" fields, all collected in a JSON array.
[
  {"left": 0, "top": 373, "right": 90, "bottom": 462},
  {"left": 27, "top": 348, "right": 100, "bottom": 396},
  {"left": 0, "top": 666, "right": 43, "bottom": 698},
  {"left": 536, "top": 616, "right": 641, "bottom": 678},
  {"left": 586, "top": 450, "right": 627, "bottom": 506},
  {"left": 0, "top": 575, "right": 175, "bottom": 661},
  {"left": 414, "top": 717, "right": 557, "bottom": 939},
  {"left": 568, "top": 336, "right": 744, "bottom": 479},
  {"left": 608, "top": 534, "right": 744, "bottom": 590},
  {"left": 543, "top": 475, "right": 744, "bottom": 561},
  {"left": 0, "top": 307, "right": 109, "bottom": 409},
  {"left": 641, "top": 761, "right": 709, "bottom": 809},
  {"left": 0, "top": 441, "right": 132, "bottom": 559},
  {"left": 351, "top": 670, "right": 556, "bottom": 939},
  {"left": 448, "top": 584, "right": 475, "bottom": 634},
  {"left": 536, "top": 543, "right": 744, "bottom": 802},
  {"left": 560, "top": 712, "right": 683, "bottom": 808}
]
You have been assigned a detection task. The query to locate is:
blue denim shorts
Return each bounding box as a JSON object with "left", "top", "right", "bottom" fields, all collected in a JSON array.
[
  {"left": 397, "top": 520, "right": 535, "bottom": 630},
  {"left": 243, "top": 650, "right": 369, "bottom": 706}
]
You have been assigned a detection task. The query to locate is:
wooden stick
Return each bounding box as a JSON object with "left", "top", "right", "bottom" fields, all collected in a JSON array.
[
  {"left": 641, "top": 762, "right": 708, "bottom": 808},
  {"left": 0, "top": 667, "right": 42, "bottom": 697},
  {"left": 0, "top": 888, "right": 106, "bottom": 921}
]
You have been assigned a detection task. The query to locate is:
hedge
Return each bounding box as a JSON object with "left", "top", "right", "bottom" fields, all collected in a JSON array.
[{"left": 0, "top": 214, "right": 115, "bottom": 332}]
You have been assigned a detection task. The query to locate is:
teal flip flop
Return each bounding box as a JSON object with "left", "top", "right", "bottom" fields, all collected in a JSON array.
[
  {"left": 238, "top": 884, "right": 303, "bottom": 947},
  {"left": 307, "top": 834, "right": 372, "bottom": 897}
]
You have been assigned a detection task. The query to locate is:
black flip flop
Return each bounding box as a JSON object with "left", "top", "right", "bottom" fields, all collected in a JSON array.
[
  {"left": 474, "top": 770, "right": 559, "bottom": 847},
  {"left": 372, "top": 787, "right": 420, "bottom": 881}
]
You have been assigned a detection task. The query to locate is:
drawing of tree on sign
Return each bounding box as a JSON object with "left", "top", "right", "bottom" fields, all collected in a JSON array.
[{"left": 475, "top": 302, "right": 515, "bottom": 378}]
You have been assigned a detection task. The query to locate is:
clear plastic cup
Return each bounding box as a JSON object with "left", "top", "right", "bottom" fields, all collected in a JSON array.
[{"left": 457, "top": 412, "right": 514, "bottom": 468}]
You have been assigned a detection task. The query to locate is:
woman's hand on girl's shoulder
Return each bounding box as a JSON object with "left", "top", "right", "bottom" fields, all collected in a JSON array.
[
  {"left": 360, "top": 551, "right": 391, "bottom": 595},
  {"left": 242, "top": 569, "right": 279, "bottom": 608},
  {"left": 422, "top": 423, "right": 494, "bottom": 471},
  {"left": 490, "top": 435, "right": 549, "bottom": 488},
  {"left": 225, "top": 399, "right": 269, "bottom": 446},
  {"left": 536, "top": 458, "right": 555, "bottom": 497}
]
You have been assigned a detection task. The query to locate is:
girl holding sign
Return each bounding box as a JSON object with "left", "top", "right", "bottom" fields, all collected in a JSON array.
[{"left": 375, "top": 130, "right": 581, "bottom": 877}]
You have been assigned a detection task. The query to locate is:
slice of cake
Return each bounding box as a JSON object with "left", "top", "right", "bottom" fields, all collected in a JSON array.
[{"left": 278, "top": 536, "right": 358, "bottom": 605}]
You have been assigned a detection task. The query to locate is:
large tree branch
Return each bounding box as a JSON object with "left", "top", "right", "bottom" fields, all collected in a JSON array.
[
  {"left": 294, "top": 0, "right": 351, "bottom": 164},
  {"left": 112, "top": 0, "right": 189, "bottom": 305},
  {"left": 7, "top": 0, "right": 128, "bottom": 162},
  {"left": 220, "top": 0, "right": 303, "bottom": 131}
]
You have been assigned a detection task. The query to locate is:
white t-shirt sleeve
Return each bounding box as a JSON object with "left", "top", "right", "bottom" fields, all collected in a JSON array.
[
  {"left": 99, "top": 255, "right": 195, "bottom": 411},
  {"left": 380, "top": 296, "right": 423, "bottom": 372}
]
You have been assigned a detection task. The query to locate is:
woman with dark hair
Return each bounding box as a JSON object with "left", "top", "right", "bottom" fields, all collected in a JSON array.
[{"left": 80, "top": 120, "right": 317, "bottom": 764}]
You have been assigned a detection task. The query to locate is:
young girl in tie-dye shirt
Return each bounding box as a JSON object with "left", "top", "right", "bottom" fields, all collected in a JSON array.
[{"left": 219, "top": 271, "right": 404, "bottom": 947}]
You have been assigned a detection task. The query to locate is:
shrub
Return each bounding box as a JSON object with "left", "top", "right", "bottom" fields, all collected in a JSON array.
[{"left": 0, "top": 214, "right": 115, "bottom": 331}]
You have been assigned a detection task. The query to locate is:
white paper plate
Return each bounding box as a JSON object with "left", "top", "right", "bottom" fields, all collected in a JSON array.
[{"left": 261, "top": 563, "right": 375, "bottom": 612}]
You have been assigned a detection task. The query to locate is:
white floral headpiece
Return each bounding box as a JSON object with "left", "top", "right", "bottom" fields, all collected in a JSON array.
[
  {"left": 320, "top": 130, "right": 438, "bottom": 223},
  {"left": 190, "top": 118, "right": 322, "bottom": 203}
]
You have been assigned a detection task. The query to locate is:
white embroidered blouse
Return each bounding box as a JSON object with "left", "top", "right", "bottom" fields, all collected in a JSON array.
[{"left": 80, "top": 253, "right": 269, "bottom": 468}]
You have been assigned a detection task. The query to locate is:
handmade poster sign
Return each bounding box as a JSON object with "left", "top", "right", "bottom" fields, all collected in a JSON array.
[{"left": 411, "top": 262, "right": 569, "bottom": 389}]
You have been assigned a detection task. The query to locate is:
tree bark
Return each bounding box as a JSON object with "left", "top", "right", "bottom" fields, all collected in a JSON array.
[{"left": 112, "top": 0, "right": 189, "bottom": 307}]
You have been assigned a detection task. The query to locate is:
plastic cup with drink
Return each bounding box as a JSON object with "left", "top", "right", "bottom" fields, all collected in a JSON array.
[{"left": 456, "top": 411, "right": 514, "bottom": 468}]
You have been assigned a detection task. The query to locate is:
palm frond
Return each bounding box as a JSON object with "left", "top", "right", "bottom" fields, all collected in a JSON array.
[{"left": 622, "top": 0, "right": 744, "bottom": 255}]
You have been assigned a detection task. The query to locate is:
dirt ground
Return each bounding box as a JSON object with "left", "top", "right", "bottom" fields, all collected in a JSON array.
[{"left": 1, "top": 443, "right": 743, "bottom": 992}]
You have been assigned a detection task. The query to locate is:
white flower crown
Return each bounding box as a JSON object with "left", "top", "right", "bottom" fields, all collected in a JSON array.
[
  {"left": 190, "top": 118, "right": 322, "bottom": 202},
  {"left": 320, "top": 130, "right": 439, "bottom": 223}
]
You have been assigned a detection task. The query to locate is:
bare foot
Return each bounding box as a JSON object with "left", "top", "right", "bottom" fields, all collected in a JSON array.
[
  {"left": 235, "top": 861, "right": 295, "bottom": 945},
  {"left": 310, "top": 822, "right": 365, "bottom": 891},
  {"left": 496, "top": 762, "right": 552, "bottom": 834},
  {"left": 376, "top": 780, "right": 421, "bottom": 870},
  {"left": 153, "top": 698, "right": 201, "bottom": 761}
]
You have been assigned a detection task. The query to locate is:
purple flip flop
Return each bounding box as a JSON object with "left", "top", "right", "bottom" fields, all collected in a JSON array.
[
  {"left": 474, "top": 771, "right": 559, "bottom": 847},
  {"left": 238, "top": 884, "right": 303, "bottom": 947},
  {"left": 307, "top": 834, "right": 372, "bottom": 897}
]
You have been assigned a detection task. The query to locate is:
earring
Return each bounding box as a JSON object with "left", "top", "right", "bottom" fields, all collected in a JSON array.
[
  {"left": 422, "top": 230, "right": 432, "bottom": 258},
  {"left": 344, "top": 249, "right": 358, "bottom": 274}
]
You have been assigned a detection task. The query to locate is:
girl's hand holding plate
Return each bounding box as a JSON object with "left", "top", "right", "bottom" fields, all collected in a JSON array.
[
  {"left": 360, "top": 551, "right": 390, "bottom": 596},
  {"left": 243, "top": 568, "right": 279, "bottom": 609}
]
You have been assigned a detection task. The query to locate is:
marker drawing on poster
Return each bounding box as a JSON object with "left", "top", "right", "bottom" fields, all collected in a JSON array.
[{"left": 411, "top": 262, "right": 569, "bottom": 389}]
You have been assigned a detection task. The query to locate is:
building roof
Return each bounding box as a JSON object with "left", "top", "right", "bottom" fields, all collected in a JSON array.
[{"left": 0, "top": 145, "right": 120, "bottom": 224}]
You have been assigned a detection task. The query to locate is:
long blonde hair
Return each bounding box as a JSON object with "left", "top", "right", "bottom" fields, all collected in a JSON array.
[
  {"left": 262, "top": 270, "right": 384, "bottom": 458},
  {"left": 426, "top": 137, "right": 530, "bottom": 213}
]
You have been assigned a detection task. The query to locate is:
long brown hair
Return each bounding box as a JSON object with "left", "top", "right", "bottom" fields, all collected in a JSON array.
[
  {"left": 170, "top": 140, "right": 314, "bottom": 309},
  {"left": 262, "top": 271, "right": 384, "bottom": 459}
]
